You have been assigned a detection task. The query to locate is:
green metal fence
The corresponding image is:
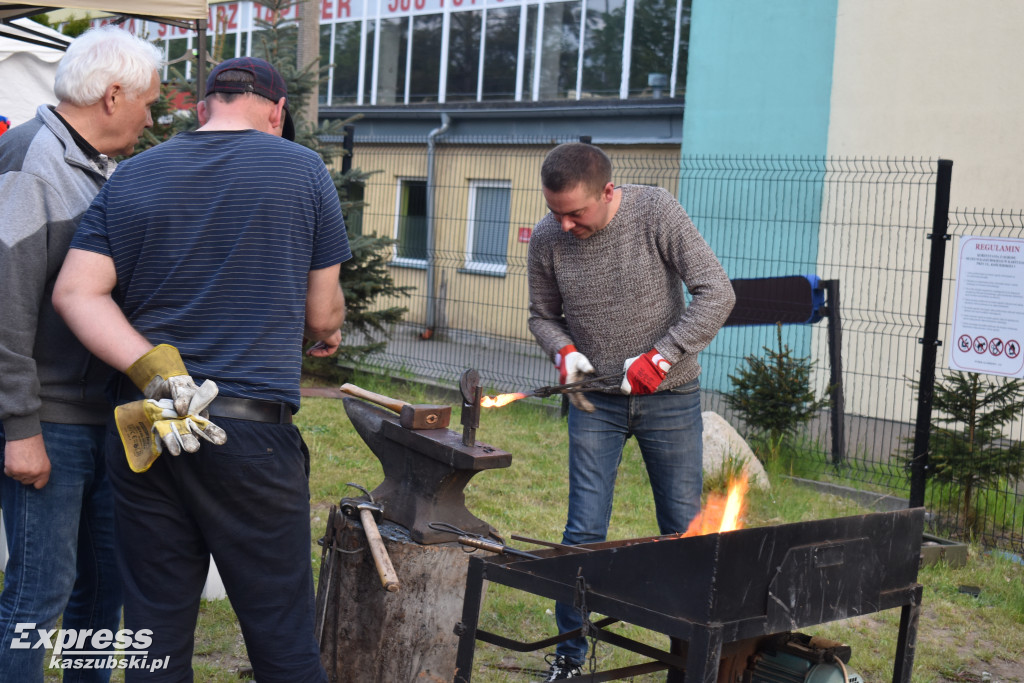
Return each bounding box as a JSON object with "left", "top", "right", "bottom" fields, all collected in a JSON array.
[{"left": 337, "top": 139, "right": 1023, "bottom": 554}]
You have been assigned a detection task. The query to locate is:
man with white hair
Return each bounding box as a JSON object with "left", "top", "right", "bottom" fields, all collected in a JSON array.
[{"left": 0, "top": 24, "right": 162, "bottom": 681}]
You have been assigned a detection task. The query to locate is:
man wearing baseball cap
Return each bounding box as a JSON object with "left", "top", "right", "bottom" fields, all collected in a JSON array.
[
  {"left": 205, "top": 56, "right": 296, "bottom": 141},
  {"left": 54, "top": 57, "right": 349, "bottom": 682}
]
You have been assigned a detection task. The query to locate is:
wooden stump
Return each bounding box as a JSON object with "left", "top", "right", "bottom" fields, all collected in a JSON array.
[{"left": 316, "top": 507, "right": 480, "bottom": 682}]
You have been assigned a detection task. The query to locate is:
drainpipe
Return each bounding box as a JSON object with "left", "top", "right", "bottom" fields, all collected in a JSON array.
[{"left": 421, "top": 113, "right": 450, "bottom": 340}]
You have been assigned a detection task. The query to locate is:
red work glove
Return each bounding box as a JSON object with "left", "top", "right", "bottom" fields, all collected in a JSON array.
[
  {"left": 621, "top": 349, "right": 672, "bottom": 395},
  {"left": 554, "top": 344, "right": 594, "bottom": 385}
]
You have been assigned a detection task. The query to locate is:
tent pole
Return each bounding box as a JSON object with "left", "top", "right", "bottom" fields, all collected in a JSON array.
[{"left": 196, "top": 18, "right": 207, "bottom": 100}]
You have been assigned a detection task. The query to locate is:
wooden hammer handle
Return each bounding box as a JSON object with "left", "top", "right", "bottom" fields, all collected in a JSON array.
[
  {"left": 339, "top": 383, "right": 409, "bottom": 415},
  {"left": 359, "top": 508, "right": 400, "bottom": 593}
]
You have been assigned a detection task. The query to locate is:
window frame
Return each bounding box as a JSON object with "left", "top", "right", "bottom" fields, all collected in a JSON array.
[
  {"left": 392, "top": 177, "right": 429, "bottom": 268},
  {"left": 464, "top": 179, "right": 512, "bottom": 276},
  {"left": 310, "top": 0, "right": 690, "bottom": 105}
]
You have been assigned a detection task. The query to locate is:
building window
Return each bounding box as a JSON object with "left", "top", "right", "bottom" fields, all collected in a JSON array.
[
  {"left": 363, "top": 20, "right": 376, "bottom": 104},
  {"left": 319, "top": 22, "right": 333, "bottom": 105},
  {"left": 410, "top": 14, "right": 443, "bottom": 103},
  {"left": 332, "top": 21, "right": 362, "bottom": 105},
  {"left": 376, "top": 17, "right": 409, "bottom": 104},
  {"left": 446, "top": 10, "right": 482, "bottom": 102},
  {"left": 536, "top": 0, "right": 581, "bottom": 101},
  {"left": 167, "top": 38, "right": 188, "bottom": 81},
  {"left": 394, "top": 179, "right": 428, "bottom": 264},
  {"left": 465, "top": 181, "right": 511, "bottom": 274},
  {"left": 521, "top": 4, "right": 539, "bottom": 100},
  {"left": 582, "top": 0, "right": 625, "bottom": 98},
  {"left": 629, "top": 0, "right": 688, "bottom": 98},
  {"left": 482, "top": 6, "right": 520, "bottom": 101},
  {"left": 312, "top": 0, "right": 690, "bottom": 105}
]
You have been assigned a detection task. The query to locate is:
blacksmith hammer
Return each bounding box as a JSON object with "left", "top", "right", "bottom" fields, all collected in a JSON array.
[
  {"left": 340, "top": 483, "right": 400, "bottom": 593},
  {"left": 339, "top": 383, "right": 451, "bottom": 430}
]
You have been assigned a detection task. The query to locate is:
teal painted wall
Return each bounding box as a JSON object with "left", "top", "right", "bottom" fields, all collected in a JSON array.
[
  {"left": 681, "top": 0, "right": 838, "bottom": 156},
  {"left": 679, "top": 0, "right": 839, "bottom": 395}
]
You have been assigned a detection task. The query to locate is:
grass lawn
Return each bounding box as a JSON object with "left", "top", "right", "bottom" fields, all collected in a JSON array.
[{"left": 32, "top": 372, "right": 1024, "bottom": 681}]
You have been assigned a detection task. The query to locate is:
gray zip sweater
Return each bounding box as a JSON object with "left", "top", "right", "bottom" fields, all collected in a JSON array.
[
  {"left": 527, "top": 184, "right": 735, "bottom": 392},
  {"left": 0, "top": 105, "right": 116, "bottom": 440}
]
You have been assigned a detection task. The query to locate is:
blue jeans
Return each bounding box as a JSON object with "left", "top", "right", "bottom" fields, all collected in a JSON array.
[
  {"left": 105, "top": 416, "right": 326, "bottom": 683},
  {"left": 554, "top": 381, "right": 704, "bottom": 664},
  {"left": 0, "top": 422, "right": 123, "bottom": 683}
]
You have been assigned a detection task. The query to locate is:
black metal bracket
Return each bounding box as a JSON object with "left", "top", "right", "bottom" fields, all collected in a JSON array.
[{"left": 470, "top": 618, "right": 688, "bottom": 682}]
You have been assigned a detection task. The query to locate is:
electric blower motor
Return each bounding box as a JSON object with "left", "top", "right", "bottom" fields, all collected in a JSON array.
[{"left": 745, "top": 632, "right": 864, "bottom": 683}]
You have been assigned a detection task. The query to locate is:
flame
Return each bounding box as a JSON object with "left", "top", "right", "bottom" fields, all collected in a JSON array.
[
  {"left": 680, "top": 473, "right": 750, "bottom": 537},
  {"left": 480, "top": 392, "right": 528, "bottom": 408}
]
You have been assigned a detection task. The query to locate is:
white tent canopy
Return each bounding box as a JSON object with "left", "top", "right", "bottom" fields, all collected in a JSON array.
[
  {"left": 0, "top": 18, "right": 65, "bottom": 127},
  {"left": 0, "top": 1, "right": 207, "bottom": 23},
  {"left": 0, "top": 1, "right": 210, "bottom": 94}
]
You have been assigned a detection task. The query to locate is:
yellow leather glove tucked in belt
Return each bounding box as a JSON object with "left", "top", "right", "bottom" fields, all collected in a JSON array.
[
  {"left": 115, "top": 394, "right": 228, "bottom": 473},
  {"left": 126, "top": 344, "right": 209, "bottom": 416}
]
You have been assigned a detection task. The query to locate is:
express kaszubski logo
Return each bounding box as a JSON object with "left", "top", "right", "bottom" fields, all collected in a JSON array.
[{"left": 10, "top": 623, "right": 170, "bottom": 672}]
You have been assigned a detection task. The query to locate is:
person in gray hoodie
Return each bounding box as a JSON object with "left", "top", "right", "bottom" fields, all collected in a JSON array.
[{"left": 0, "top": 25, "right": 162, "bottom": 682}]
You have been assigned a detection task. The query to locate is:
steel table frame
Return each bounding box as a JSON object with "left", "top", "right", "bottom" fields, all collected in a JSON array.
[{"left": 453, "top": 509, "right": 924, "bottom": 682}]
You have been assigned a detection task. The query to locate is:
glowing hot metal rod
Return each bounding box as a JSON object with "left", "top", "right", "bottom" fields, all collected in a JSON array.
[{"left": 481, "top": 373, "right": 622, "bottom": 408}]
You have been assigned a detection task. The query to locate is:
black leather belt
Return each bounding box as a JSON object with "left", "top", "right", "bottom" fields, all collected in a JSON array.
[
  {"left": 206, "top": 395, "right": 293, "bottom": 424},
  {"left": 114, "top": 376, "right": 292, "bottom": 424}
]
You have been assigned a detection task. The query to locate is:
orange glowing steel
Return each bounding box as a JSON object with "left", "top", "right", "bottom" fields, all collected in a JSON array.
[
  {"left": 480, "top": 392, "right": 528, "bottom": 408},
  {"left": 680, "top": 473, "right": 749, "bottom": 537}
]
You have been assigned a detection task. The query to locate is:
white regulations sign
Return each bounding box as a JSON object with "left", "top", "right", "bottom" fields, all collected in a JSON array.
[{"left": 949, "top": 236, "right": 1024, "bottom": 377}]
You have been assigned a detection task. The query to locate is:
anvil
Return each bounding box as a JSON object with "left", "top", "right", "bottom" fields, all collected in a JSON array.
[{"left": 342, "top": 397, "right": 512, "bottom": 544}]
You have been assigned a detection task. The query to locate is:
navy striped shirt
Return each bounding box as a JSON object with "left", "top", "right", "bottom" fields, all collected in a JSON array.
[{"left": 72, "top": 129, "right": 351, "bottom": 410}]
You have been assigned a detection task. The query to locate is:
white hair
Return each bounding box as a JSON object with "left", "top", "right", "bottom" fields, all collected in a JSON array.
[{"left": 54, "top": 25, "right": 164, "bottom": 106}]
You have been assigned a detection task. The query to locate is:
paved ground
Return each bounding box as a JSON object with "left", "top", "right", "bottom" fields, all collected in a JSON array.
[{"left": 346, "top": 323, "right": 554, "bottom": 395}]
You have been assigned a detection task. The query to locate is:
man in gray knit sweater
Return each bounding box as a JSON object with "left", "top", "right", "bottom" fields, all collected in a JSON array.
[
  {"left": 527, "top": 142, "right": 735, "bottom": 680},
  {"left": 0, "top": 26, "right": 161, "bottom": 681}
]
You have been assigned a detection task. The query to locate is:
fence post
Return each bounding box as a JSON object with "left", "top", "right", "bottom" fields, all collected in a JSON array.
[
  {"left": 341, "top": 124, "right": 354, "bottom": 174},
  {"left": 909, "top": 159, "right": 953, "bottom": 509},
  {"left": 823, "top": 279, "right": 846, "bottom": 466}
]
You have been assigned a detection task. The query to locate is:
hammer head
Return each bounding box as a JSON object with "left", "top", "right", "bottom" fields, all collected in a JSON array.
[
  {"left": 399, "top": 403, "right": 451, "bottom": 430},
  {"left": 340, "top": 497, "right": 383, "bottom": 524}
]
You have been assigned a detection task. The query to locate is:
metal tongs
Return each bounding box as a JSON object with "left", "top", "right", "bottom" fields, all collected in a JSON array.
[
  {"left": 526, "top": 373, "right": 622, "bottom": 398},
  {"left": 428, "top": 522, "right": 540, "bottom": 559}
]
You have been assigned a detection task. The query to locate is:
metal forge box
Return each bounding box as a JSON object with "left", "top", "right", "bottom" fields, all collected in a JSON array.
[{"left": 453, "top": 508, "right": 925, "bottom": 682}]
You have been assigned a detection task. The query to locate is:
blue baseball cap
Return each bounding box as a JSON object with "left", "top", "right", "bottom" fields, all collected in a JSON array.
[{"left": 206, "top": 57, "right": 295, "bottom": 141}]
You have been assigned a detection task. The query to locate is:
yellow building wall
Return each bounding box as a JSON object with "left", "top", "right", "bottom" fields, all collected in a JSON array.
[{"left": 333, "top": 142, "right": 682, "bottom": 342}]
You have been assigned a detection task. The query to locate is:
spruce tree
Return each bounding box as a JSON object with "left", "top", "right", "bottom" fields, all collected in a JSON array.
[
  {"left": 725, "top": 323, "right": 830, "bottom": 460},
  {"left": 906, "top": 372, "right": 1024, "bottom": 535}
]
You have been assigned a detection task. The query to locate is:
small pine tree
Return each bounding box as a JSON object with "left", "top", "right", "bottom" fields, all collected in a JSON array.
[
  {"left": 724, "top": 323, "right": 830, "bottom": 460},
  {"left": 59, "top": 14, "right": 93, "bottom": 38},
  {"left": 133, "top": 65, "right": 191, "bottom": 155},
  {"left": 904, "top": 371, "right": 1024, "bottom": 535},
  {"left": 28, "top": 13, "right": 52, "bottom": 29},
  {"left": 31, "top": 11, "right": 90, "bottom": 37}
]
